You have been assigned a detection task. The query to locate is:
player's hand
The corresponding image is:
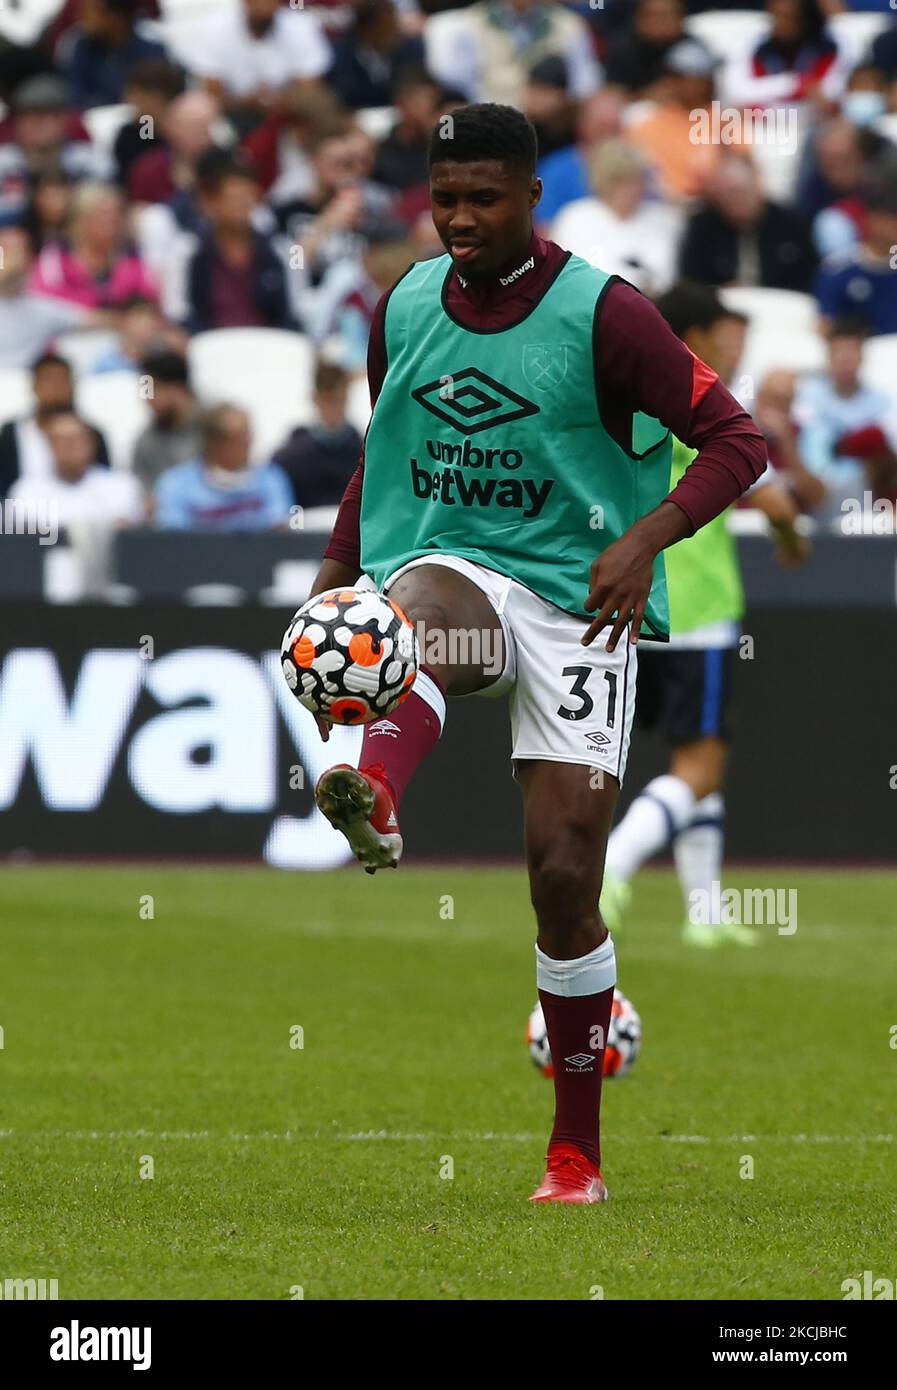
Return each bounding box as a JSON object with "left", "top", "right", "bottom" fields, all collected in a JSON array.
[
  {"left": 774, "top": 530, "right": 810, "bottom": 568},
  {"left": 582, "top": 534, "right": 655, "bottom": 652}
]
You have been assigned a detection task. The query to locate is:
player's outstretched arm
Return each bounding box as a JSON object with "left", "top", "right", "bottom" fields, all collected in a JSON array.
[{"left": 582, "top": 499, "right": 692, "bottom": 652}]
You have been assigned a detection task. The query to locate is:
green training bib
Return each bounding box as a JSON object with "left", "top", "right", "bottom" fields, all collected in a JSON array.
[{"left": 361, "top": 253, "right": 672, "bottom": 638}]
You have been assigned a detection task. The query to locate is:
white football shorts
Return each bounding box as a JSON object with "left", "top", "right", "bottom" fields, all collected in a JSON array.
[{"left": 376, "top": 554, "right": 638, "bottom": 785}]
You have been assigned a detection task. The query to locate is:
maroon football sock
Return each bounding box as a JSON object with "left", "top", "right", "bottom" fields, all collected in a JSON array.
[
  {"left": 359, "top": 667, "right": 445, "bottom": 805},
  {"left": 538, "top": 985, "right": 615, "bottom": 1169}
]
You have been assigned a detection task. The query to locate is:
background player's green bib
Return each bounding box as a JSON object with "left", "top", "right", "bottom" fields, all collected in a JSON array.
[
  {"left": 361, "top": 253, "right": 672, "bottom": 639},
  {"left": 665, "top": 437, "right": 745, "bottom": 636}
]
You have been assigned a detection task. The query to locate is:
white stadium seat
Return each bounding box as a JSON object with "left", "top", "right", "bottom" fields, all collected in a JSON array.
[
  {"left": 828, "top": 13, "right": 891, "bottom": 68},
  {"left": 346, "top": 373, "right": 373, "bottom": 436},
  {"left": 54, "top": 329, "right": 123, "bottom": 379},
  {"left": 719, "top": 287, "right": 820, "bottom": 337},
  {"left": 188, "top": 328, "right": 313, "bottom": 388},
  {"left": 860, "top": 335, "right": 897, "bottom": 397},
  {"left": 423, "top": 10, "right": 480, "bottom": 99},
  {"left": 188, "top": 329, "right": 317, "bottom": 460},
  {"left": 872, "top": 113, "right": 897, "bottom": 146},
  {"left": 683, "top": 10, "right": 770, "bottom": 62},
  {"left": 0, "top": 367, "right": 34, "bottom": 422},
  {"left": 356, "top": 107, "right": 398, "bottom": 143},
  {"left": 157, "top": 0, "right": 240, "bottom": 67},
  {"left": 82, "top": 105, "right": 134, "bottom": 156},
  {"left": 76, "top": 372, "right": 151, "bottom": 471},
  {"left": 736, "top": 326, "right": 827, "bottom": 394},
  {"left": 0, "top": 0, "right": 63, "bottom": 47}
]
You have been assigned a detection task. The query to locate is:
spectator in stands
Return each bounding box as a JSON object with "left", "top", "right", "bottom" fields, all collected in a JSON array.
[
  {"left": 679, "top": 153, "right": 817, "bottom": 291},
  {"left": 814, "top": 183, "right": 897, "bottom": 336},
  {"left": 27, "top": 180, "right": 159, "bottom": 308},
  {"left": 113, "top": 59, "right": 186, "bottom": 186},
  {"left": 276, "top": 127, "right": 400, "bottom": 290},
  {"left": 0, "top": 354, "right": 110, "bottom": 499},
  {"left": 132, "top": 349, "right": 201, "bottom": 493},
  {"left": 725, "top": 0, "right": 843, "bottom": 110},
  {"left": 424, "top": 0, "right": 601, "bottom": 108},
  {"left": 551, "top": 140, "right": 682, "bottom": 296},
  {"left": 371, "top": 69, "right": 442, "bottom": 191},
  {"left": 184, "top": 157, "right": 297, "bottom": 333},
  {"left": 327, "top": 0, "right": 424, "bottom": 110},
  {"left": 625, "top": 39, "right": 727, "bottom": 202},
  {"left": 189, "top": 0, "right": 332, "bottom": 124},
  {"left": 154, "top": 403, "right": 293, "bottom": 531},
  {"left": 523, "top": 55, "right": 579, "bottom": 161},
  {"left": 0, "top": 226, "right": 94, "bottom": 370},
  {"left": 797, "top": 116, "right": 894, "bottom": 258},
  {"left": 61, "top": 0, "right": 169, "bottom": 110},
  {"left": 240, "top": 83, "right": 347, "bottom": 208},
  {"left": 8, "top": 409, "right": 143, "bottom": 529},
  {"left": 127, "top": 90, "right": 221, "bottom": 207},
  {"left": 272, "top": 360, "right": 363, "bottom": 508},
  {"left": 315, "top": 230, "right": 414, "bottom": 370},
  {"left": 20, "top": 171, "right": 77, "bottom": 252},
  {"left": 603, "top": 0, "right": 690, "bottom": 96},
  {"left": 841, "top": 61, "right": 889, "bottom": 133},
  {"left": 535, "top": 88, "right": 625, "bottom": 228},
  {"left": 88, "top": 292, "right": 180, "bottom": 373},
  {"left": 792, "top": 317, "right": 897, "bottom": 520},
  {"left": 0, "top": 75, "right": 112, "bottom": 221}
]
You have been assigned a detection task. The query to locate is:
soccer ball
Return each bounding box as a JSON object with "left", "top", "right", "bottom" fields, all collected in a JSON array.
[
  {"left": 281, "top": 587, "right": 419, "bottom": 725},
  {"left": 526, "top": 988, "right": 642, "bottom": 1079}
]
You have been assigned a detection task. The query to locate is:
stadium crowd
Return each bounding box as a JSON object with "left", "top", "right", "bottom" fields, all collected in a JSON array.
[{"left": 1, "top": 0, "right": 896, "bottom": 570}]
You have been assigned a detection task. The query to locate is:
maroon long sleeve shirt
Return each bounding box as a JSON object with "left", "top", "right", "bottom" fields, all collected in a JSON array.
[{"left": 324, "top": 232, "right": 766, "bottom": 568}]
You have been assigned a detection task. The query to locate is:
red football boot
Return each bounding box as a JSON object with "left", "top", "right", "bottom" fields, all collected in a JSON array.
[
  {"left": 529, "top": 1143, "right": 609, "bottom": 1205},
  {"left": 314, "top": 761, "right": 402, "bottom": 873}
]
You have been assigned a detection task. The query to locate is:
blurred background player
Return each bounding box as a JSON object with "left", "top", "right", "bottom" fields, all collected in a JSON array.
[{"left": 600, "top": 282, "right": 807, "bottom": 948}]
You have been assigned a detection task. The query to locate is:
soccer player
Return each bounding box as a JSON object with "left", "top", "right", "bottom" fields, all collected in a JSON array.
[
  {"left": 309, "top": 105, "right": 765, "bottom": 1204},
  {"left": 600, "top": 283, "right": 807, "bottom": 948}
]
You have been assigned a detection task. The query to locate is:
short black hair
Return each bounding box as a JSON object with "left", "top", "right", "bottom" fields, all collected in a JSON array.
[
  {"left": 32, "top": 352, "right": 71, "bottom": 376},
  {"left": 195, "top": 149, "right": 257, "bottom": 196},
  {"left": 141, "top": 350, "right": 191, "bottom": 387},
  {"left": 428, "top": 103, "right": 538, "bottom": 179},
  {"left": 829, "top": 315, "right": 870, "bottom": 342},
  {"left": 654, "top": 282, "right": 746, "bottom": 341},
  {"left": 124, "top": 59, "right": 186, "bottom": 100}
]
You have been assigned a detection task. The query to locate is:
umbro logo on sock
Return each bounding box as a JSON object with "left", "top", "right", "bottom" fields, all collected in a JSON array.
[
  {"left": 368, "top": 720, "right": 401, "bottom": 738},
  {"left": 386, "top": 811, "right": 398, "bottom": 827},
  {"left": 564, "top": 1053, "right": 595, "bottom": 1072}
]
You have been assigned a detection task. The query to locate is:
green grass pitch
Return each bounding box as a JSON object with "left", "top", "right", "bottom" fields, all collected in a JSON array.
[{"left": 0, "top": 864, "right": 894, "bottom": 1301}]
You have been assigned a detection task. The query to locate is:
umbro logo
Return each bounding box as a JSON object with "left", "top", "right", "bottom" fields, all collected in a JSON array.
[
  {"left": 564, "top": 1053, "right": 595, "bottom": 1072},
  {"left": 386, "top": 811, "right": 398, "bottom": 827},
  {"left": 584, "top": 730, "right": 611, "bottom": 752},
  {"left": 411, "top": 368, "right": 539, "bottom": 436},
  {"left": 368, "top": 719, "right": 401, "bottom": 738}
]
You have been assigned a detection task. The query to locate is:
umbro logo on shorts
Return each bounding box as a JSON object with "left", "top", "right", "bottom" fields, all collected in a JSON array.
[
  {"left": 368, "top": 719, "right": 401, "bottom": 738},
  {"left": 584, "top": 730, "right": 611, "bottom": 752},
  {"left": 411, "top": 368, "right": 539, "bottom": 436}
]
